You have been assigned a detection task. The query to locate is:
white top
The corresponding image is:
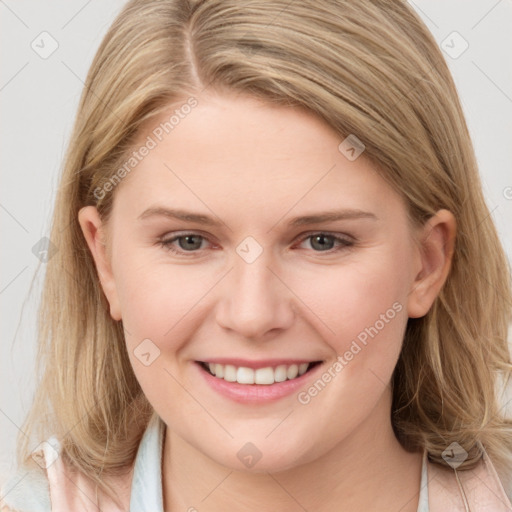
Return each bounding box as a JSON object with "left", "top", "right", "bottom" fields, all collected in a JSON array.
[{"left": 1, "top": 413, "right": 430, "bottom": 511}]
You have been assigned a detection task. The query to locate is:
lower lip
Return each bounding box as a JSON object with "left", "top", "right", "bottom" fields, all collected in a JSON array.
[{"left": 195, "top": 362, "right": 323, "bottom": 404}]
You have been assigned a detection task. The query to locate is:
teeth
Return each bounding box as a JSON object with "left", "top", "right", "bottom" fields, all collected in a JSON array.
[
  {"left": 274, "top": 365, "right": 287, "bottom": 382},
  {"left": 237, "top": 367, "right": 255, "bottom": 384},
  {"left": 287, "top": 364, "right": 298, "bottom": 379},
  {"left": 255, "top": 367, "right": 274, "bottom": 385},
  {"left": 214, "top": 364, "right": 224, "bottom": 378},
  {"left": 203, "top": 362, "right": 313, "bottom": 385},
  {"left": 224, "top": 365, "right": 237, "bottom": 382}
]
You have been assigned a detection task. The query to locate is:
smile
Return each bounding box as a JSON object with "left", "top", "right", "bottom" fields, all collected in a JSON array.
[
  {"left": 195, "top": 359, "right": 325, "bottom": 403},
  {"left": 198, "top": 361, "right": 322, "bottom": 385}
]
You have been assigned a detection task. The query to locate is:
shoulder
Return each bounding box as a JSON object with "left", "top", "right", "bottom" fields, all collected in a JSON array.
[
  {"left": 0, "top": 466, "right": 51, "bottom": 512},
  {"left": 1, "top": 436, "right": 134, "bottom": 512},
  {"left": 0, "top": 436, "right": 59, "bottom": 512},
  {"left": 0, "top": 416, "right": 162, "bottom": 512},
  {"left": 427, "top": 449, "right": 512, "bottom": 511}
]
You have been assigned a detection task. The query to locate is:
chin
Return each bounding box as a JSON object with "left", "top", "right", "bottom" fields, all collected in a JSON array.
[{"left": 208, "top": 444, "right": 313, "bottom": 474}]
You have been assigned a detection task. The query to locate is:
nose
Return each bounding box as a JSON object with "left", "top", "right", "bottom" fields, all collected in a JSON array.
[{"left": 215, "top": 249, "right": 295, "bottom": 340}]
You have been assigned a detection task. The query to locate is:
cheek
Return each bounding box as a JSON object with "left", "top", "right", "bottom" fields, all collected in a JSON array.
[
  {"left": 113, "top": 251, "right": 221, "bottom": 350},
  {"left": 285, "top": 244, "right": 411, "bottom": 419},
  {"left": 287, "top": 254, "right": 409, "bottom": 446},
  {"left": 112, "top": 254, "right": 216, "bottom": 413},
  {"left": 288, "top": 247, "right": 411, "bottom": 354}
]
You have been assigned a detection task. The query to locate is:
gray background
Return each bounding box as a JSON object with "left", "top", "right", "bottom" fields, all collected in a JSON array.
[{"left": 1, "top": 0, "right": 511, "bottom": 477}]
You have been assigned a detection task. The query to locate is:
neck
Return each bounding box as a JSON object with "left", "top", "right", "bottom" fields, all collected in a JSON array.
[{"left": 162, "top": 392, "right": 423, "bottom": 512}]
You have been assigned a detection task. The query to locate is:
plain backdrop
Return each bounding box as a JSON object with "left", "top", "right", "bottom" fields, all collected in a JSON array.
[{"left": 1, "top": 0, "right": 511, "bottom": 477}]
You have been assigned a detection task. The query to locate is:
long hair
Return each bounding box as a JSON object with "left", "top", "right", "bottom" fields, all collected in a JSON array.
[{"left": 17, "top": 0, "right": 512, "bottom": 502}]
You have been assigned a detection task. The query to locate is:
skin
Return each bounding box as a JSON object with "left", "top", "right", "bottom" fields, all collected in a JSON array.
[{"left": 79, "top": 90, "right": 456, "bottom": 511}]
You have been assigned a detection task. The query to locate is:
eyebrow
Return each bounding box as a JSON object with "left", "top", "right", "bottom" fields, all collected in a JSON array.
[
  {"left": 137, "top": 206, "right": 377, "bottom": 227},
  {"left": 138, "top": 207, "right": 222, "bottom": 226},
  {"left": 286, "top": 209, "right": 377, "bottom": 226}
]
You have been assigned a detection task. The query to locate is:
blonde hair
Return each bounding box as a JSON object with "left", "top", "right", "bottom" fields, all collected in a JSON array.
[{"left": 18, "top": 0, "right": 512, "bottom": 503}]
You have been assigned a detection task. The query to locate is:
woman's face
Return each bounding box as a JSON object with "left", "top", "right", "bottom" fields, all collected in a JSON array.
[{"left": 80, "top": 90, "right": 449, "bottom": 472}]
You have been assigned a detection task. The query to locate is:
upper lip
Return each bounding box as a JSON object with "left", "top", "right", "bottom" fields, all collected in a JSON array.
[{"left": 197, "top": 358, "right": 322, "bottom": 369}]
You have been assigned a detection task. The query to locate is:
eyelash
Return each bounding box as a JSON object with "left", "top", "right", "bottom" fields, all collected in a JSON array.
[{"left": 158, "top": 231, "right": 355, "bottom": 257}]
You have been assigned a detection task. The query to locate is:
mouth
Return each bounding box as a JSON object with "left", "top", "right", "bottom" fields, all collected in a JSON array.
[{"left": 197, "top": 360, "right": 323, "bottom": 385}]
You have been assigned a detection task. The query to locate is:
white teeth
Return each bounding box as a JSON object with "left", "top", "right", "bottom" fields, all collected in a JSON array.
[
  {"left": 298, "top": 363, "right": 308, "bottom": 376},
  {"left": 236, "top": 367, "right": 255, "bottom": 384},
  {"left": 274, "top": 365, "right": 288, "bottom": 383},
  {"left": 203, "top": 362, "right": 313, "bottom": 385},
  {"left": 224, "top": 365, "right": 237, "bottom": 382},
  {"left": 214, "top": 364, "right": 224, "bottom": 378},
  {"left": 287, "top": 364, "right": 298, "bottom": 380},
  {"left": 254, "top": 367, "right": 274, "bottom": 385}
]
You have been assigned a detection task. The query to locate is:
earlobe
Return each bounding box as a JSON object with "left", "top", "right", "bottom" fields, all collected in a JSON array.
[
  {"left": 407, "top": 209, "right": 456, "bottom": 319},
  {"left": 78, "top": 206, "right": 122, "bottom": 321}
]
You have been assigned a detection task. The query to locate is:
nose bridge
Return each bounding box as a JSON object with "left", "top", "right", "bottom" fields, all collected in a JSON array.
[
  {"left": 234, "top": 249, "right": 275, "bottom": 301},
  {"left": 215, "top": 241, "right": 294, "bottom": 338}
]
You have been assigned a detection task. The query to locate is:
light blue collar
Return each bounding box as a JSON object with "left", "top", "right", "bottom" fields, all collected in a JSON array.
[
  {"left": 129, "top": 412, "right": 165, "bottom": 511},
  {"left": 417, "top": 448, "right": 429, "bottom": 511}
]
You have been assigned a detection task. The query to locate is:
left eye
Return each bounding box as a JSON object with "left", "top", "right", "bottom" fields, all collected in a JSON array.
[
  {"left": 160, "top": 233, "right": 207, "bottom": 253},
  {"left": 299, "top": 233, "right": 353, "bottom": 252}
]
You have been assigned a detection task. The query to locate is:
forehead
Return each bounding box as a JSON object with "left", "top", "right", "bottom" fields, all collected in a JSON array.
[{"left": 112, "top": 91, "right": 404, "bottom": 225}]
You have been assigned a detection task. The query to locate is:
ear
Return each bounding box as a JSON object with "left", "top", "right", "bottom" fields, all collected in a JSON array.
[
  {"left": 407, "top": 209, "right": 456, "bottom": 318},
  {"left": 78, "top": 206, "right": 122, "bottom": 321}
]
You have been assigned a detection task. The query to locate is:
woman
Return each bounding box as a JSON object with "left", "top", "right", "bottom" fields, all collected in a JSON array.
[{"left": 2, "top": 0, "right": 511, "bottom": 510}]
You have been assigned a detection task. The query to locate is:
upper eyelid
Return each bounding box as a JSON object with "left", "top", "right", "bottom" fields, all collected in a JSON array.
[{"left": 160, "top": 230, "right": 354, "bottom": 247}]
